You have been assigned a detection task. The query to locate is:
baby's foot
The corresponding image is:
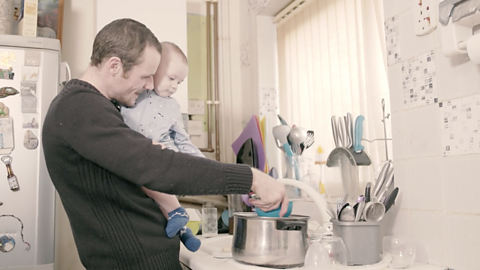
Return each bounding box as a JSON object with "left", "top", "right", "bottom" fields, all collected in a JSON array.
[
  {"left": 179, "top": 226, "right": 201, "bottom": 252},
  {"left": 166, "top": 207, "right": 189, "bottom": 237}
]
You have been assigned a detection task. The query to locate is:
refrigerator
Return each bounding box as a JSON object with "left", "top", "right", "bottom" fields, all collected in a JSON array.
[{"left": 0, "top": 35, "right": 60, "bottom": 269}]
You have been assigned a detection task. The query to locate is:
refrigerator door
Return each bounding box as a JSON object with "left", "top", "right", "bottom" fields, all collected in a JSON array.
[{"left": 0, "top": 35, "right": 60, "bottom": 269}]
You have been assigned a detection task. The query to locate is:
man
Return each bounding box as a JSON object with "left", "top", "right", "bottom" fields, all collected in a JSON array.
[{"left": 42, "top": 18, "right": 289, "bottom": 270}]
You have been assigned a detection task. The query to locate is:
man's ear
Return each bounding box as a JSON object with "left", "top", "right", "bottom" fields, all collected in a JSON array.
[{"left": 106, "top": 56, "right": 123, "bottom": 76}]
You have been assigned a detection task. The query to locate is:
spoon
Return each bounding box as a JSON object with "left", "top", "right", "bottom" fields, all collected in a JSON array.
[
  {"left": 339, "top": 204, "right": 355, "bottom": 222},
  {"left": 273, "top": 125, "right": 293, "bottom": 155},
  {"left": 337, "top": 202, "right": 349, "bottom": 220},
  {"left": 363, "top": 201, "right": 385, "bottom": 222},
  {"left": 288, "top": 126, "right": 307, "bottom": 155}
]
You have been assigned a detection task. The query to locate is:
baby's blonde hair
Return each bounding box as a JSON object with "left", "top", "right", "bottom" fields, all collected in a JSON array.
[{"left": 161, "top": 42, "right": 188, "bottom": 64}]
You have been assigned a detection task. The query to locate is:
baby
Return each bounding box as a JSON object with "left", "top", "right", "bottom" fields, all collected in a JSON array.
[{"left": 121, "top": 42, "right": 202, "bottom": 252}]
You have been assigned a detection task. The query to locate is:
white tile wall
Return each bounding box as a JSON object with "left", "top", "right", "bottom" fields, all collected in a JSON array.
[
  {"left": 395, "top": 0, "right": 411, "bottom": 14},
  {"left": 433, "top": 22, "right": 442, "bottom": 50},
  {"left": 446, "top": 214, "right": 480, "bottom": 269},
  {"left": 383, "top": 0, "right": 397, "bottom": 20},
  {"left": 381, "top": 208, "right": 411, "bottom": 237},
  {"left": 443, "top": 154, "right": 480, "bottom": 215},
  {"left": 436, "top": 47, "right": 480, "bottom": 102},
  {"left": 408, "top": 157, "right": 444, "bottom": 211},
  {"left": 384, "top": 0, "right": 480, "bottom": 268},
  {"left": 387, "top": 63, "right": 404, "bottom": 113},
  {"left": 411, "top": 211, "right": 448, "bottom": 266},
  {"left": 391, "top": 160, "right": 409, "bottom": 209},
  {"left": 398, "top": 8, "right": 436, "bottom": 61},
  {"left": 404, "top": 104, "right": 442, "bottom": 159},
  {"left": 391, "top": 111, "right": 408, "bottom": 159}
]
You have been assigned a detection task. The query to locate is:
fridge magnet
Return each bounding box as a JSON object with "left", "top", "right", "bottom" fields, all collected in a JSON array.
[
  {"left": 22, "top": 114, "right": 39, "bottom": 129},
  {"left": 2, "top": 156, "right": 19, "bottom": 191},
  {"left": 0, "top": 235, "right": 15, "bottom": 253},
  {"left": 0, "top": 215, "right": 31, "bottom": 251},
  {"left": 22, "top": 66, "right": 39, "bottom": 82},
  {"left": 0, "top": 102, "right": 10, "bottom": 117},
  {"left": 0, "top": 51, "right": 16, "bottom": 68},
  {"left": 0, "top": 117, "right": 14, "bottom": 155},
  {"left": 23, "top": 130, "right": 38, "bottom": 150},
  {"left": 22, "top": 96, "right": 37, "bottom": 113},
  {"left": 24, "top": 51, "right": 41, "bottom": 66},
  {"left": 0, "top": 67, "right": 15, "bottom": 80},
  {"left": 0, "top": 87, "right": 19, "bottom": 98},
  {"left": 20, "top": 81, "right": 37, "bottom": 97}
]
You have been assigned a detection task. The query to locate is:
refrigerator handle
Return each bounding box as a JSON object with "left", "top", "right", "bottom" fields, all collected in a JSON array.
[{"left": 60, "top": 62, "right": 71, "bottom": 86}]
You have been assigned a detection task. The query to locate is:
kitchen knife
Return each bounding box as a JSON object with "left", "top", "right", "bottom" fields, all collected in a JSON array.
[
  {"left": 384, "top": 187, "right": 399, "bottom": 213},
  {"left": 378, "top": 173, "right": 395, "bottom": 203},
  {"left": 338, "top": 117, "right": 346, "bottom": 147},
  {"left": 277, "top": 114, "right": 289, "bottom": 126},
  {"left": 373, "top": 161, "right": 391, "bottom": 199},
  {"left": 346, "top": 113, "right": 353, "bottom": 148},
  {"left": 355, "top": 201, "right": 366, "bottom": 222},
  {"left": 331, "top": 116, "right": 339, "bottom": 148},
  {"left": 365, "top": 182, "right": 371, "bottom": 203}
]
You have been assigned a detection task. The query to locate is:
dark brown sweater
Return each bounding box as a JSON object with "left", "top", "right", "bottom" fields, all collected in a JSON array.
[{"left": 42, "top": 79, "right": 253, "bottom": 270}]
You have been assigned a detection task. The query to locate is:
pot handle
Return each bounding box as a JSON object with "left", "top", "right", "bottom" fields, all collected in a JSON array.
[{"left": 276, "top": 220, "right": 306, "bottom": 231}]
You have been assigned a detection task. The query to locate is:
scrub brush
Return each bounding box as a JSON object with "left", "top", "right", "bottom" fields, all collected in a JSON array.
[{"left": 315, "top": 146, "right": 326, "bottom": 194}]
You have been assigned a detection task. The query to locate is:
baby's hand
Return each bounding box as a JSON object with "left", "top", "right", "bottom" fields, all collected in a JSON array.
[{"left": 152, "top": 141, "right": 166, "bottom": 149}]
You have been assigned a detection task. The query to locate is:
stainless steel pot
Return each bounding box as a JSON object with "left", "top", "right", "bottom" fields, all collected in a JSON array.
[{"left": 232, "top": 212, "right": 309, "bottom": 268}]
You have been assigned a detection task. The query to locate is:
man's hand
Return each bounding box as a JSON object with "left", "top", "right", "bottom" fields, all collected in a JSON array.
[{"left": 249, "top": 168, "right": 289, "bottom": 217}]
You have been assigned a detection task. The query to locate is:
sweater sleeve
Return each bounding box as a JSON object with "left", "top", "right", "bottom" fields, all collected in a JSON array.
[{"left": 54, "top": 88, "right": 252, "bottom": 195}]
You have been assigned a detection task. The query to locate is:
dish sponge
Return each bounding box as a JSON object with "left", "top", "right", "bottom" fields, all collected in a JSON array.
[{"left": 256, "top": 201, "right": 293, "bottom": 217}]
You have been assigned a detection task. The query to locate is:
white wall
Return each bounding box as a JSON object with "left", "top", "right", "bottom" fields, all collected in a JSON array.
[
  {"left": 60, "top": 0, "right": 95, "bottom": 79},
  {"left": 383, "top": 1, "right": 480, "bottom": 269}
]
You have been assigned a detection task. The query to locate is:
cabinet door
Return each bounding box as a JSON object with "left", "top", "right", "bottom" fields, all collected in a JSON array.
[{"left": 96, "top": 0, "right": 188, "bottom": 113}]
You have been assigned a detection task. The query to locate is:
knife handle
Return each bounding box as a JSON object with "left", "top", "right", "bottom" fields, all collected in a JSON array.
[
  {"left": 365, "top": 182, "right": 371, "bottom": 203},
  {"left": 354, "top": 115, "right": 365, "bottom": 152}
]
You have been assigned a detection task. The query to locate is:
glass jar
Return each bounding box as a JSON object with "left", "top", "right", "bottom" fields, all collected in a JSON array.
[{"left": 201, "top": 202, "right": 218, "bottom": 238}]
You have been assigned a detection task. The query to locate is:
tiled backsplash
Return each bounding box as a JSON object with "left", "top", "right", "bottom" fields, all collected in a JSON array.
[{"left": 383, "top": 0, "right": 480, "bottom": 269}]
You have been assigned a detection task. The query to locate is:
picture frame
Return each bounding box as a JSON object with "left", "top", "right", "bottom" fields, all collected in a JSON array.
[{"left": 36, "top": 0, "right": 64, "bottom": 43}]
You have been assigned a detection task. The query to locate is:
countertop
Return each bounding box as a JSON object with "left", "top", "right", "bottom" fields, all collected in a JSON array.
[{"left": 179, "top": 234, "right": 446, "bottom": 270}]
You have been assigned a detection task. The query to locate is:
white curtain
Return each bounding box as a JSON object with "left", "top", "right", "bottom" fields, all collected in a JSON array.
[{"left": 276, "top": 0, "right": 391, "bottom": 188}]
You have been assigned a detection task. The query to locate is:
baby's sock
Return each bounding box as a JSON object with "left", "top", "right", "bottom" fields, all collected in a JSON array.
[
  {"left": 166, "top": 207, "right": 189, "bottom": 238},
  {"left": 179, "top": 226, "right": 201, "bottom": 252}
]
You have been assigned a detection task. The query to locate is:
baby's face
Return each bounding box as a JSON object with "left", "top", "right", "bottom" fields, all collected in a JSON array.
[{"left": 153, "top": 53, "right": 188, "bottom": 98}]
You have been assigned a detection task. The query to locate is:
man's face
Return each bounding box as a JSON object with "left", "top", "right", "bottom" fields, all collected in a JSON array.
[
  {"left": 112, "top": 46, "right": 161, "bottom": 107},
  {"left": 153, "top": 53, "right": 188, "bottom": 98}
]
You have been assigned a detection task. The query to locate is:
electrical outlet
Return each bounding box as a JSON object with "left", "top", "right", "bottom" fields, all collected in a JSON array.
[{"left": 414, "top": 0, "right": 438, "bottom": 36}]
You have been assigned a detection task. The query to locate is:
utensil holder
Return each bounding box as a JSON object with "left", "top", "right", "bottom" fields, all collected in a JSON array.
[
  {"left": 283, "top": 154, "right": 304, "bottom": 198},
  {"left": 331, "top": 219, "right": 381, "bottom": 266}
]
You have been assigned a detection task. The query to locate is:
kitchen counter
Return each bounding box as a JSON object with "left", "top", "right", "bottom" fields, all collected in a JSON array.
[{"left": 180, "top": 234, "right": 446, "bottom": 270}]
